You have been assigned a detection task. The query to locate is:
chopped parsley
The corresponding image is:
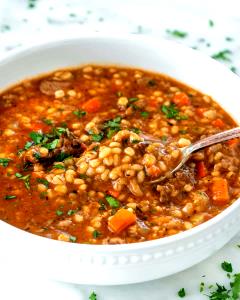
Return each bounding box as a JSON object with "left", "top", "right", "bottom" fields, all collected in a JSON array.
[
  {"left": 230, "top": 66, "right": 237, "bottom": 74},
  {"left": 226, "top": 37, "right": 234, "bottom": 42},
  {"left": 140, "top": 111, "right": 149, "bottom": 118},
  {"left": 29, "top": 131, "right": 44, "bottom": 144},
  {"left": 55, "top": 152, "right": 71, "bottom": 162},
  {"left": 128, "top": 97, "right": 139, "bottom": 103},
  {"left": 200, "top": 282, "right": 205, "bottom": 293},
  {"left": 67, "top": 209, "right": 77, "bottom": 216},
  {"left": 130, "top": 127, "right": 141, "bottom": 134},
  {"left": 42, "top": 118, "right": 53, "bottom": 125},
  {"left": 37, "top": 178, "right": 49, "bottom": 188},
  {"left": 103, "top": 116, "right": 122, "bottom": 138},
  {"left": 179, "top": 129, "right": 187, "bottom": 134},
  {"left": 166, "top": 29, "right": 188, "bottom": 38},
  {"left": 28, "top": 0, "right": 37, "bottom": 8},
  {"left": 79, "top": 174, "right": 88, "bottom": 179},
  {"left": 90, "top": 132, "right": 104, "bottom": 142},
  {"left": 161, "top": 104, "right": 188, "bottom": 120},
  {"left": 24, "top": 141, "right": 33, "bottom": 150},
  {"left": 178, "top": 288, "right": 186, "bottom": 297},
  {"left": 4, "top": 195, "right": 16, "bottom": 200},
  {"left": 99, "top": 200, "right": 107, "bottom": 211},
  {"left": 105, "top": 195, "right": 120, "bottom": 208},
  {"left": 52, "top": 164, "right": 66, "bottom": 170},
  {"left": 15, "top": 173, "right": 31, "bottom": 190},
  {"left": 92, "top": 230, "right": 101, "bottom": 238},
  {"left": 221, "top": 261, "right": 233, "bottom": 273},
  {"left": 56, "top": 210, "right": 63, "bottom": 216},
  {"left": 89, "top": 292, "right": 97, "bottom": 300},
  {"left": 73, "top": 110, "right": 86, "bottom": 118},
  {"left": 0, "top": 158, "right": 11, "bottom": 167},
  {"left": 211, "top": 49, "right": 232, "bottom": 62},
  {"left": 161, "top": 135, "right": 168, "bottom": 142},
  {"left": 209, "top": 19, "right": 214, "bottom": 27},
  {"left": 33, "top": 152, "right": 41, "bottom": 159},
  {"left": 69, "top": 235, "right": 77, "bottom": 242}
]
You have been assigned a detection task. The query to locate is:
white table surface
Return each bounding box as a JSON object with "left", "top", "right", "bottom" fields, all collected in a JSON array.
[{"left": 0, "top": 0, "right": 240, "bottom": 299}]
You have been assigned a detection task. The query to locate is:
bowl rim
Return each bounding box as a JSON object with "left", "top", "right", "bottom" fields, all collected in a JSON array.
[{"left": 1, "top": 33, "right": 240, "bottom": 252}]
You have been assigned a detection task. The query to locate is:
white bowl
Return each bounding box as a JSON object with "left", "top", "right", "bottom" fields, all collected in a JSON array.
[{"left": 0, "top": 34, "right": 240, "bottom": 285}]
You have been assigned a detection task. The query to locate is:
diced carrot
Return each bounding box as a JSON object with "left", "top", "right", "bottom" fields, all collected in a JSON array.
[
  {"left": 212, "top": 118, "right": 225, "bottom": 128},
  {"left": 107, "top": 189, "right": 120, "bottom": 198},
  {"left": 195, "top": 108, "right": 206, "bottom": 117},
  {"left": 173, "top": 92, "right": 190, "bottom": 106},
  {"left": 82, "top": 97, "right": 101, "bottom": 113},
  {"left": 196, "top": 161, "right": 207, "bottom": 178},
  {"left": 108, "top": 208, "right": 136, "bottom": 233},
  {"left": 226, "top": 138, "right": 239, "bottom": 147},
  {"left": 211, "top": 177, "right": 230, "bottom": 205},
  {"left": 146, "top": 165, "right": 161, "bottom": 177}
]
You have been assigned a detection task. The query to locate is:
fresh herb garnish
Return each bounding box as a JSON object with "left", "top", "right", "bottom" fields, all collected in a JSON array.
[
  {"left": 130, "top": 127, "right": 141, "bottom": 134},
  {"left": 42, "top": 118, "right": 53, "bottom": 125},
  {"left": 0, "top": 158, "right": 11, "bottom": 167},
  {"left": 56, "top": 210, "right": 63, "bottom": 216},
  {"left": 73, "top": 110, "right": 87, "bottom": 118},
  {"left": 28, "top": 0, "right": 37, "bottom": 8},
  {"left": 89, "top": 292, "right": 97, "bottom": 300},
  {"left": 79, "top": 174, "right": 88, "bottom": 179},
  {"left": 33, "top": 152, "right": 41, "bottom": 160},
  {"left": 29, "top": 131, "right": 44, "bottom": 144},
  {"left": 15, "top": 173, "right": 31, "bottom": 190},
  {"left": 24, "top": 141, "right": 33, "bottom": 150},
  {"left": 52, "top": 164, "right": 66, "bottom": 170},
  {"left": 67, "top": 209, "right": 77, "bottom": 216},
  {"left": 55, "top": 152, "right": 71, "bottom": 162},
  {"left": 128, "top": 97, "right": 139, "bottom": 103},
  {"left": 161, "top": 104, "right": 188, "bottom": 120},
  {"left": 166, "top": 29, "right": 188, "bottom": 38},
  {"left": 105, "top": 195, "right": 120, "bottom": 208},
  {"left": 37, "top": 178, "right": 49, "bottom": 188},
  {"left": 92, "top": 230, "right": 101, "bottom": 238},
  {"left": 211, "top": 49, "right": 232, "bottom": 62},
  {"left": 178, "top": 288, "right": 186, "bottom": 297},
  {"left": 39, "top": 191, "right": 47, "bottom": 199},
  {"left": 221, "top": 261, "right": 233, "bottom": 273},
  {"left": 209, "top": 19, "right": 214, "bottom": 27},
  {"left": 69, "top": 235, "right": 77, "bottom": 242},
  {"left": 4, "top": 195, "right": 16, "bottom": 200},
  {"left": 226, "top": 37, "right": 234, "bottom": 42},
  {"left": 200, "top": 282, "right": 205, "bottom": 292},
  {"left": 140, "top": 111, "right": 149, "bottom": 118},
  {"left": 230, "top": 66, "right": 237, "bottom": 73},
  {"left": 44, "top": 139, "right": 59, "bottom": 150},
  {"left": 161, "top": 135, "right": 168, "bottom": 142},
  {"left": 179, "top": 130, "right": 187, "bottom": 134},
  {"left": 91, "top": 132, "right": 104, "bottom": 142},
  {"left": 103, "top": 116, "right": 122, "bottom": 138}
]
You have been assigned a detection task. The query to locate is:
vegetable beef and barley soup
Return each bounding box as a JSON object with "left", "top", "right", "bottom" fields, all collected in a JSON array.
[{"left": 0, "top": 65, "right": 239, "bottom": 244}]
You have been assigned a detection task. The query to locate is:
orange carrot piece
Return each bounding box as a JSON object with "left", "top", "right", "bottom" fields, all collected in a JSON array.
[
  {"left": 108, "top": 208, "right": 136, "bottom": 233},
  {"left": 146, "top": 165, "right": 161, "bottom": 177},
  {"left": 196, "top": 161, "right": 207, "bottom": 178},
  {"left": 226, "top": 138, "right": 239, "bottom": 147},
  {"left": 148, "top": 99, "right": 158, "bottom": 108},
  {"left": 173, "top": 92, "right": 190, "bottom": 106},
  {"left": 211, "top": 177, "right": 230, "bottom": 205},
  {"left": 195, "top": 108, "right": 206, "bottom": 117},
  {"left": 82, "top": 97, "right": 101, "bottom": 113},
  {"left": 108, "top": 189, "right": 120, "bottom": 198},
  {"left": 212, "top": 118, "right": 225, "bottom": 128}
]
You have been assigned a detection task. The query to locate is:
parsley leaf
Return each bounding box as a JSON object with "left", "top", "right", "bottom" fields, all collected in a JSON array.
[
  {"left": 212, "top": 49, "right": 232, "bottom": 62},
  {"left": 209, "top": 19, "right": 214, "bottom": 27},
  {"left": 69, "top": 235, "right": 77, "bottom": 243},
  {"left": 73, "top": 110, "right": 86, "bottom": 118},
  {"left": 0, "top": 158, "right": 11, "bottom": 167},
  {"left": 37, "top": 178, "right": 49, "bottom": 188},
  {"left": 105, "top": 195, "right": 119, "bottom": 208},
  {"left": 89, "top": 292, "right": 97, "bottom": 300},
  {"left": 140, "top": 111, "right": 149, "bottom": 118},
  {"left": 92, "top": 230, "right": 101, "bottom": 238},
  {"left": 24, "top": 141, "right": 33, "bottom": 150},
  {"left": 178, "top": 288, "right": 186, "bottom": 297},
  {"left": 128, "top": 97, "right": 139, "bottom": 103},
  {"left": 161, "top": 104, "right": 188, "bottom": 120},
  {"left": 4, "top": 195, "right": 16, "bottom": 200},
  {"left": 166, "top": 29, "right": 188, "bottom": 38},
  {"left": 56, "top": 210, "right": 63, "bottom": 216},
  {"left": 232, "top": 273, "right": 240, "bottom": 299},
  {"left": 29, "top": 131, "right": 44, "bottom": 144},
  {"left": 15, "top": 173, "right": 31, "bottom": 190},
  {"left": 67, "top": 209, "right": 77, "bottom": 216},
  {"left": 52, "top": 164, "right": 66, "bottom": 170},
  {"left": 42, "top": 118, "right": 53, "bottom": 125},
  {"left": 221, "top": 261, "right": 233, "bottom": 273},
  {"left": 44, "top": 139, "right": 59, "bottom": 150},
  {"left": 91, "top": 132, "right": 104, "bottom": 142},
  {"left": 103, "top": 116, "right": 122, "bottom": 138}
]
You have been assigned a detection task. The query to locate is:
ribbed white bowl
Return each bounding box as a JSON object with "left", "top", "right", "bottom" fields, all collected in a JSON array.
[{"left": 0, "top": 35, "right": 240, "bottom": 285}]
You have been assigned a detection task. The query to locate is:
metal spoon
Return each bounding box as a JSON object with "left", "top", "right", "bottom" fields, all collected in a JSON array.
[{"left": 140, "top": 127, "right": 240, "bottom": 184}]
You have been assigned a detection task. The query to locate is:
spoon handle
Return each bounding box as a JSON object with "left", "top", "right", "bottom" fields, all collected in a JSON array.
[{"left": 190, "top": 127, "right": 240, "bottom": 152}]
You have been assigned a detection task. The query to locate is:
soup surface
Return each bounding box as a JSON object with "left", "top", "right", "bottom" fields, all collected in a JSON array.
[{"left": 0, "top": 65, "right": 239, "bottom": 244}]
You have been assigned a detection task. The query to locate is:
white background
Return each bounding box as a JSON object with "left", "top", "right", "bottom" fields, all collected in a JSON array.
[{"left": 0, "top": 0, "right": 240, "bottom": 299}]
